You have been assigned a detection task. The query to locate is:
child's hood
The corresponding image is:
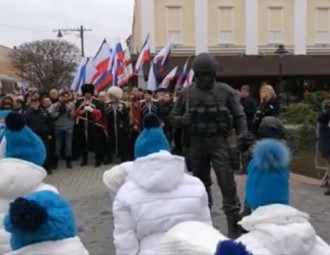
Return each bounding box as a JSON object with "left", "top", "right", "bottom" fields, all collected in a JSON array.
[
  {"left": 238, "top": 204, "right": 319, "bottom": 254},
  {"left": 129, "top": 150, "right": 185, "bottom": 192},
  {"left": 0, "top": 158, "right": 47, "bottom": 201}
]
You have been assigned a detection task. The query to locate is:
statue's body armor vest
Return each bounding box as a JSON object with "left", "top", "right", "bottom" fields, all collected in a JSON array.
[{"left": 187, "top": 83, "right": 233, "bottom": 137}]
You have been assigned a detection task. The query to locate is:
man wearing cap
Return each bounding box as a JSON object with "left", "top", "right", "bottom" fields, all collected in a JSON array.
[
  {"left": 170, "top": 52, "right": 247, "bottom": 238},
  {"left": 74, "top": 84, "right": 104, "bottom": 167}
]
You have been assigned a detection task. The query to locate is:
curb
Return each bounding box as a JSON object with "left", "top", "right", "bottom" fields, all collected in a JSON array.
[{"left": 290, "top": 173, "right": 320, "bottom": 186}]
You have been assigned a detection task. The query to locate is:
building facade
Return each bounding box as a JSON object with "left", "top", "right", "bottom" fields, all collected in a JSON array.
[
  {"left": 131, "top": 0, "right": 330, "bottom": 55},
  {"left": 0, "top": 45, "right": 19, "bottom": 91}
]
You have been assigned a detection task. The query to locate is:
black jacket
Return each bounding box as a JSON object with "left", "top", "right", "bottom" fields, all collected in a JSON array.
[
  {"left": 26, "top": 108, "right": 53, "bottom": 138},
  {"left": 240, "top": 96, "right": 257, "bottom": 131}
]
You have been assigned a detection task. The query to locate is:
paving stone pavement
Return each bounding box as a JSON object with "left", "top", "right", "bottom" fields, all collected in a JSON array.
[{"left": 46, "top": 161, "right": 330, "bottom": 255}]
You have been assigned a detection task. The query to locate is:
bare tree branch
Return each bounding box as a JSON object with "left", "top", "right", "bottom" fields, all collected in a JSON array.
[{"left": 10, "top": 39, "right": 80, "bottom": 91}]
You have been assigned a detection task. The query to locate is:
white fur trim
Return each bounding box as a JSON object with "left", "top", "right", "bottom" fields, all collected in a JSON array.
[{"left": 107, "top": 86, "right": 123, "bottom": 100}]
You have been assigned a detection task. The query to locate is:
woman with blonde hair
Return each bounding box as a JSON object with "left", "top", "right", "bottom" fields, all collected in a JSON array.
[{"left": 252, "top": 83, "right": 280, "bottom": 135}]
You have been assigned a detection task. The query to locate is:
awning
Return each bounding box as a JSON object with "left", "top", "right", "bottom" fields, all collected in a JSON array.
[{"left": 134, "top": 55, "right": 330, "bottom": 78}]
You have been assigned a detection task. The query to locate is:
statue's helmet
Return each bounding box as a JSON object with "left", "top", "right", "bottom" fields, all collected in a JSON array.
[{"left": 193, "top": 53, "right": 218, "bottom": 73}]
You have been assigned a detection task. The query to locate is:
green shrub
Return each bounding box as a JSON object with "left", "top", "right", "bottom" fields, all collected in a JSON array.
[{"left": 282, "top": 91, "right": 329, "bottom": 151}]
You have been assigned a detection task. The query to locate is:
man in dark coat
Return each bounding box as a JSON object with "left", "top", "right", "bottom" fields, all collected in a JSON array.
[
  {"left": 140, "top": 90, "right": 159, "bottom": 125},
  {"left": 170, "top": 53, "right": 247, "bottom": 238},
  {"left": 239, "top": 85, "right": 257, "bottom": 132},
  {"left": 74, "top": 84, "right": 104, "bottom": 167}
]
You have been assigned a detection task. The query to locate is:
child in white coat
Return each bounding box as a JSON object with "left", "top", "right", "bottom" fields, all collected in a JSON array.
[
  {"left": 0, "top": 112, "right": 58, "bottom": 253},
  {"left": 157, "top": 139, "right": 330, "bottom": 255},
  {"left": 3, "top": 190, "right": 88, "bottom": 254},
  {"left": 110, "top": 114, "right": 212, "bottom": 255}
]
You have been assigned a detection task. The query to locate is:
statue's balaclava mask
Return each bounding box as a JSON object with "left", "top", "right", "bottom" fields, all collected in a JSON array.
[{"left": 195, "top": 71, "right": 216, "bottom": 90}]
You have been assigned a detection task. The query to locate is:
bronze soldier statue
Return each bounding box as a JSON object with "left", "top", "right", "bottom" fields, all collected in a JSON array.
[{"left": 170, "top": 53, "right": 247, "bottom": 238}]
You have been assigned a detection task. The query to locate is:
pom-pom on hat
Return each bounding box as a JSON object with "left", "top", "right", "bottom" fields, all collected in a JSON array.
[
  {"left": 245, "top": 139, "right": 290, "bottom": 210},
  {"left": 216, "top": 240, "right": 253, "bottom": 255},
  {"left": 134, "top": 114, "right": 170, "bottom": 159},
  {"left": 3, "top": 112, "right": 46, "bottom": 166},
  {"left": 4, "top": 190, "right": 77, "bottom": 251},
  {"left": 107, "top": 86, "right": 123, "bottom": 100}
]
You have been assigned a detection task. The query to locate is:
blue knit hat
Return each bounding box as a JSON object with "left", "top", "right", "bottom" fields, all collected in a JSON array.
[
  {"left": 134, "top": 114, "right": 170, "bottom": 159},
  {"left": 0, "top": 110, "right": 11, "bottom": 142},
  {"left": 4, "top": 190, "right": 77, "bottom": 251},
  {"left": 245, "top": 139, "right": 290, "bottom": 210},
  {"left": 3, "top": 112, "right": 46, "bottom": 166},
  {"left": 215, "top": 240, "right": 253, "bottom": 255}
]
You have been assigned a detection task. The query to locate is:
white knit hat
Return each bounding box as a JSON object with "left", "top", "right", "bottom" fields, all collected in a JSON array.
[
  {"left": 156, "top": 221, "right": 228, "bottom": 255},
  {"left": 107, "top": 86, "right": 123, "bottom": 100}
]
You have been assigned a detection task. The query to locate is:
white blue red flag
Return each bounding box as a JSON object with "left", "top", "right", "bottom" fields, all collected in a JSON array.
[
  {"left": 152, "top": 41, "right": 173, "bottom": 73},
  {"left": 135, "top": 34, "right": 151, "bottom": 73},
  {"left": 176, "top": 57, "right": 190, "bottom": 88},
  {"left": 159, "top": 66, "right": 178, "bottom": 89},
  {"left": 70, "top": 57, "right": 89, "bottom": 92}
]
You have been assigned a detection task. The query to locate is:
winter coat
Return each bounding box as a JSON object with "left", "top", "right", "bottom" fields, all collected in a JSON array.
[
  {"left": 0, "top": 158, "right": 58, "bottom": 254},
  {"left": 237, "top": 204, "right": 330, "bottom": 254},
  {"left": 103, "top": 162, "right": 133, "bottom": 203},
  {"left": 112, "top": 150, "right": 211, "bottom": 255},
  {"left": 317, "top": 111, "right": 330, "bottom": 159},
  {"left": 4, "top": 236, "right": 88, "bottom": 255}
]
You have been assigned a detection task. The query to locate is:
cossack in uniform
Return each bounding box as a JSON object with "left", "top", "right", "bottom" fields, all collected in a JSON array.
[{"left": 74, "top": 84, "right": 105, "bottom": 167}]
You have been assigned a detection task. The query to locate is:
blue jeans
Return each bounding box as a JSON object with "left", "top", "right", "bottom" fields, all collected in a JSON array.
[{"left": 55, "top": 127, "right": 73, "bottom": 158}]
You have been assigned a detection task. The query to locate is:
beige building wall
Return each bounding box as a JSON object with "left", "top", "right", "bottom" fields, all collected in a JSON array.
[
  {"left": 0, "top": 45, "right": 16, "bottom": 77},
  {"left": 131, "top": 0, "right": 330, "bottom": 55},
  {"left": 307, "top": 0, "right": 330, "bottom": 46},
  {"left": 208, "top": 0, "right": 245, "bottom": 46},
  {"left": 154, "top": 0, "right": 194, "bottom": 49},
  {"left": 258, "top": 0, "right": 294, "bottom": 46},
  {"left": 131, "top": 0, "right": 141, "bottom": 54}
]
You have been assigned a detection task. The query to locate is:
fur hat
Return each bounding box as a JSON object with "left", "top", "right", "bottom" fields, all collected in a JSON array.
[
  {"left": 2, "top": 112, "right": 46, "bottom": 166},
  {"left": 107, "top": 86, "right": 123, "bottom": 100},
  {"left": 245, "top": 139, "right": 290, "bottom": 210},
  {"left": 4, "top": 190, "right": 76, "bottom": 251},
  {"left": 157, "top": 221, "right": 252, "bottom": 255},
  {"left": 81, "top": 84, "right": 94, "bottom": 95},
  {"left": 134, "top": 114, "right": 170, "bottom": 159}
]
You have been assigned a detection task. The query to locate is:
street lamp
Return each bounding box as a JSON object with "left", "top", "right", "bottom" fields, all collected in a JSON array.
[
  {"left": 274, "top": 44, "right": 289, "bottom": 105},
  {"left": 57, "top": 30, "right": 63, "bottom": 39}
]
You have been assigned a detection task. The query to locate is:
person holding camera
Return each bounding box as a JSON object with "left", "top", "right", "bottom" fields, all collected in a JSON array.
[{"left": 50, "top": 90, "right": 75, "bottom": 169}]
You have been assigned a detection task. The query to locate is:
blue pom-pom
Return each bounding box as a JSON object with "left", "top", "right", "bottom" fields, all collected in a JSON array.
[
  {"left": 9, "top": 197, "right": 48, "bottom": 231},
  {"left": 143, "top": 113, "right": 161, "bottom": 129},
  {"left": 254, "top": 139, "right": 290, "bottom": 171},
  {"left": 215, "top": 240, "right": 252, "bottom": 255},
  {"left": 5, "top": 112, "right": 25, "bottom": 131}
]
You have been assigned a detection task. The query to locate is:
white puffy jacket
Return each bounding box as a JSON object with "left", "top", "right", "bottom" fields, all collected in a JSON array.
[
  {"left": 103, "top": 162, "right": 132, "bottom": 203},
  {"left": 237, "top": 204, "right": 330, "bottom": 255},
  {"left": 4, "top": 236, "right": 88, "bottom": 255},
  {"left": 0, "top": 158, "right": 58, "bottom": 254},
  {"left": 156, "top": 205, "right": 330, "bottom": 255},
  {"left": 112, "top": 151, "right": 212, "bottom": 255}
]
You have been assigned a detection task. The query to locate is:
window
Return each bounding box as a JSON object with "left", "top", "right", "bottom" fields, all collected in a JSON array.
[
  {"left": 267, "top": 7, "right": 283, "bottom": 44},
  {"left": 218, "top": 6, "right": 234, "bottom": 44},
  {"left": 315, "top": 8, "right": 330, "bottom": 44},
  {"left": 166, "top": 6, "right": 183, "bottom": 44}
]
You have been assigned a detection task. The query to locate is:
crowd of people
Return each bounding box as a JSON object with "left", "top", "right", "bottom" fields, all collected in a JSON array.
[
  {"left": 0, "top": 84, "right": 176, "bottom": 173},
  {"left": 0, "top": 52, "right": 328, "bottom": 255}
]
